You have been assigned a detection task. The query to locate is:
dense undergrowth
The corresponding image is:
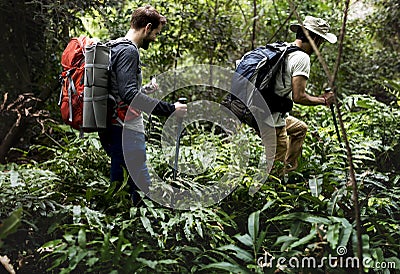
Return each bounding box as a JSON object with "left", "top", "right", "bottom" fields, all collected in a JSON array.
[{"left": 1, "top": 94, "right": 400, "bottom": 273}]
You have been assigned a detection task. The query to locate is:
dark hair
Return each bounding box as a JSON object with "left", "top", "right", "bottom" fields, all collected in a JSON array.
[
  {"left": 296, "top": 28, "right": 319, "bottom": 43},
  {"left": 130, "top": 5, "right": 167, "bottom": 30}
]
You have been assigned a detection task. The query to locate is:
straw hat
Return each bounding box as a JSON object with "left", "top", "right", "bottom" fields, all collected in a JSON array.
[{"left": 290, "top": 16, "right": 337, "bottom": 44}]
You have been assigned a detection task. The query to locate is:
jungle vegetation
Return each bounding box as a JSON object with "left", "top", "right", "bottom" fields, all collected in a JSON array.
[{"left": 0, "top": 0, "right": 399, "bottom": 273}]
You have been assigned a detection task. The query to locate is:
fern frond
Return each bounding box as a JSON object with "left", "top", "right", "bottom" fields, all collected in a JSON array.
[{"left": 380, "top": 78, "right": 400, "bottom": 106}]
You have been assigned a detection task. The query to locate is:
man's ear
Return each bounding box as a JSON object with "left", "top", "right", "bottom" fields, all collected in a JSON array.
[{"left": 145, "top": 23, "right": 152, "bottom": 33}]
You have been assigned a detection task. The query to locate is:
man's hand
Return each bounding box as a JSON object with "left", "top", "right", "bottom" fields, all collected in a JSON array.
[
  {"left": 142, "top": 77, "right": 159, "bottom": 94},
  {"left": 174, "top": 102, "right": 187, "bottom": 118},
  {"left": 321, "top": 91, "right": 335, "bottom": 106},
  {"left": 292, "top": 76, "right": 335, "bottom": 107}
]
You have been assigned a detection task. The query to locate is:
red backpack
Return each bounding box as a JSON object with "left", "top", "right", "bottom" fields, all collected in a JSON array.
[
  {"left": 58, "top": 36, "right": 140, "bottom": 133},
  {"left": 58, "top": 36, "right": 95, "bottom": 131}
]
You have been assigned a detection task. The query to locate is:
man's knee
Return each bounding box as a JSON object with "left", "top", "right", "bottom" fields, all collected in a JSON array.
[
  {"left": 290, "top": 119, "right": 308, "bottom": 138},
  {"left": 298, "top": 120, "right": 308, "bottom": 134}
]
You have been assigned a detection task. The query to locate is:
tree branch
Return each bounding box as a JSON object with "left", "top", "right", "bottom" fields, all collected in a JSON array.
[{"left": 267, "top": 8, "right": 296, "bottom": 44}]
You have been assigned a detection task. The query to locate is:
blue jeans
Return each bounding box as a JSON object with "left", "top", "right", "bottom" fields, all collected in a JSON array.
[{"left": 99, "top": 125, "right": 151, "bottom": 203}]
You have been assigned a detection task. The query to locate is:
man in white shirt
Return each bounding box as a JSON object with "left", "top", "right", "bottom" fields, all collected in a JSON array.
[{"left": 261, "top": 16, "right": 337, "bottom": 175}]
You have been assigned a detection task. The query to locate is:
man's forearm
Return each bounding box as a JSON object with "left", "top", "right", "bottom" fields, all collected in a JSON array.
[
  {"left": 292, "top": 75, "right": 326, "bottom": 106},
  {"left": 293, "top": 93, "right": 326, "bottom": 106}
]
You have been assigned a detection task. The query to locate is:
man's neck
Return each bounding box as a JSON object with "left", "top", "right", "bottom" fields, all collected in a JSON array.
[
  {"left": 294, "top": 39, "right": 312, "bottom": 55},
  {"left": 125, "top": 29, "right": 141, "bottom": 48}
]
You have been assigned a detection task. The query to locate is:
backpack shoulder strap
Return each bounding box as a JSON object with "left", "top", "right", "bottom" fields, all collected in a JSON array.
[
  {"left": 267, "top": 42, "right": 305, "bottom": 92},
  {"left": 106, "top": 38, "right": 140, "bottom": 74},
  {"left": 264, "top": 42, "right": 291, "bottom": 78},
  {"left": 106, "top": 37, "right": 137, "bottom": 49}
]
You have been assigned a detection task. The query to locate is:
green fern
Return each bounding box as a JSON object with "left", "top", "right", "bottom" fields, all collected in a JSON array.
[{"left": 381, "top": 78, "right": 400, "bottom": 106}]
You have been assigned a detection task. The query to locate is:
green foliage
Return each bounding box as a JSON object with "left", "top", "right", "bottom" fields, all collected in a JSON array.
[
  {"left": 3, "top": 94, "right": 400, "bottom": 272},
  {"left": 380, "top": 78, "right": 400, "bottom": 107},
  {"left": 0, "top": 208, "right": 22, "bottom": 248},
  {"left": 1, "top": 0, "right": 400, "bottom": 272},
  {"left": 367, "top": 0, "right": 400, "bottom": 52}
]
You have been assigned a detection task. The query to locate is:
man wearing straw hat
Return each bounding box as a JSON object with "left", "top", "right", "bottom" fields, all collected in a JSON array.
[{"left": 261, "top": 16, "right": 337, "bottom": 175}]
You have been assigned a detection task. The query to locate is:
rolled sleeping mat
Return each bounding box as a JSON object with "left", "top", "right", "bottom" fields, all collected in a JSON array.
[{"left": 83, "top": 43, "right": 111, "bottom": 130}]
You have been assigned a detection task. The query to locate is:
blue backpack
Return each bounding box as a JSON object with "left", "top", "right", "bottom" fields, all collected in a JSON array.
[{"left": 222, "top": 41, "right": 302, "bottom": 131}]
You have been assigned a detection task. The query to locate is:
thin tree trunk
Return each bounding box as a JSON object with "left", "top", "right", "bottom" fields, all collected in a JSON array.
[
  {"left": 251, "top": 0, "right": 257, "bottom": 49},
  {"left": 288, "top": 1, "right": 363, "bottom": 272},
  {"left": 330, "top": 1, "right": 364, "bottom": 272}
]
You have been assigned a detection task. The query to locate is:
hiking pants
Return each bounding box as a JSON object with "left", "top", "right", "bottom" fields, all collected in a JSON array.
[
  {"left": 285, "top": 116, "right": 308, "bottom": 171},
  {"left": 260, "top": 115, "right": 308, "bottom": 175},
  {"left": 99, "top": 125, "right": 151, "bottom": 204}
]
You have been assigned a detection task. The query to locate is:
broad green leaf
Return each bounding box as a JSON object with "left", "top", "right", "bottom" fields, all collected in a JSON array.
[
  {"left": 356, "top": 99, "right": 373, "bottom": 109},
  {"left": 157, "top": 259, "right": 178, "bottom": 265},
  {"left": 275, "top": 235, "right": 298, "bottom": 246},
  {"left": 201, "top": 262, "right": 250, "bottom": 273},
  {"left": 289, "top": 226, "right": 317, "bottom": 249},
  {"left": 101, "top": 232, "right": 111, "bottom": 260},
  {"left": 136, "top": 257, "right": 157, "bottom": 269},
  {"left": 78, "top": 228, "right": 86, "bottom": 249},
  {"left": 362, "top": 234, "right": 370, "bottom": 255},
  {"left": 261, "top": 200, "right": 275, "bottom": 212},
  {"left": 195, "top": 219, "right": 203, "bottom": 238},
  {"left": 248, "top": 210, "right": 260, "bottom": 243},
  {"left": 83, "top": 207, "right": 105, "bottom": 231},
  {"left": 371, "top": 247, "right": 384, "bottom": 262},
  {"left": 86, "top": 257, "right": 99, "bottom": 267},
  {"left": 130, "top": 207, "right": 138, "bottom": 218},
  {"left": 217, "top": 244, "right": 253, "bottom": 263},
  {"left": 184, "top": 213, "right": 194, "bottom": 241},
  {"left": 331, "top": 217, "right": 352, "bottom": 248},
  {"left": 234, "top": 233, "right": 253, "bottom": 247},
  {"left": 69, "top": 248, "right": 88, "bottom": 271},
  {"left": 63, "top": 234, "right": 75, "bottom": 244},
  {"left": 255, "top": 228, "right": 268, "bottom": 254},
  {"left": 290, "top": 221, "right": 304, "bottom": 238},
  {"left": 269, "top": 212, "right": 331, "bottom": 225},
  {"left": 140, "top": 216, "right": 155, "bottom": 236},
  {"left": 328, "top": 189, "right": 343, "bottom": 216},
  {"left": 0, "top": 207, "right": 22, "bottom": 239},
  {"left": 327, "top": 223, "right": 340, "bottom": 249},
  {"left": 181, "top": 246, "right": 202, "bottom": 255},
  {"left": 114, "top": 230, "right": 124, "bottom": 259},
  {"left": 91, "top": 138, "right": 101, "bottom": 150},
  {"left": 40, "top": 239, "right": 64, "bottom": 249}
]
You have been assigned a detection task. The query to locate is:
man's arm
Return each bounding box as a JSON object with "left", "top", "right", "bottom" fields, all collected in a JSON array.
[
  {"left": 115, "top": 45, "right": 175, "bottom": 116},
  {"left": 292, "top": 75, "right": 333, "bottom": 106}
]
